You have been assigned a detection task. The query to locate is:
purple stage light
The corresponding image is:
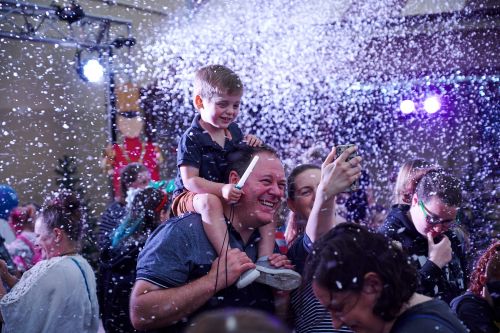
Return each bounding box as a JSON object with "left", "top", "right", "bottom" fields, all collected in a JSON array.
[
  {"left": 400, "top": 99, "right": 415, "bottom": 114},
  {"left": 423, "top": 96, "right": 441, "bottom": 114}
]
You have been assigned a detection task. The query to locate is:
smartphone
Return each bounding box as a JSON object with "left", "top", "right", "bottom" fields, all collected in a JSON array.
[{"left": 335, "top": 144, "right": 359, "bottom": 192}]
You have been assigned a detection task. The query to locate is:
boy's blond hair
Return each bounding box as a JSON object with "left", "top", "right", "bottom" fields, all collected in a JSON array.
[{"left": 193, "top": 65, "right": 243, "bottom": 105}]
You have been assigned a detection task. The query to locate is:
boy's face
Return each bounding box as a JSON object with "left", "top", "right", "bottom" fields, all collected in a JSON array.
[{"left": 196, "top": 92, "right": 242, "bottom": 130}]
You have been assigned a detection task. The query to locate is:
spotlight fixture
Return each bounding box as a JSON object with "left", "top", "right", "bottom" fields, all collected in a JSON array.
[
  {"left": 55, "top": 1, "right": 85, "bottom": 24},
  {"left": 111, "top": 37, "right": 137, "bottom": 49},
  {"left": 423, "top": 96, "right": 441, "bottom": 114},
  {"left": 399, "top": 99, "right": 415, "bottom": 114},
  {"left": 76, "top": 49, "right": 105, "bottom": 83}
]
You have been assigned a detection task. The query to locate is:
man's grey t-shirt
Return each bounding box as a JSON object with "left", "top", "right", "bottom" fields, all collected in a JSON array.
[{"left": 136, "top": 213, "right": 275, "bottom": 333}]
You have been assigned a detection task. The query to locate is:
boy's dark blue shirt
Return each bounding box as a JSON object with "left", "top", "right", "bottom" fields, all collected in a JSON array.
[{"left": 173, "top": 114, "right": 243, "bottom": 196}]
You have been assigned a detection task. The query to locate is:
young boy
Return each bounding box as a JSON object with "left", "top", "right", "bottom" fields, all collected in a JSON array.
[{"left": 171, "top": 65, "right": 297, "bottom": 289}]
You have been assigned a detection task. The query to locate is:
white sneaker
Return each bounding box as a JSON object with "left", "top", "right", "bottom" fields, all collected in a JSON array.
[
  {"left": 254, "top": 257, "right": 302, "bottom": 290},
  {"left": 236, "top": 268, "right": 261, "bottom": 289}
]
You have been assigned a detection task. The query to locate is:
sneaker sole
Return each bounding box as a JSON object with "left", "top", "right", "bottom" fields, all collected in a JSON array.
[
  {"left": 255, "top": 266, "right": 302, "bottom": 290},
  {"left": 236, "top": 269, "right": 261, "bottom": 289}
]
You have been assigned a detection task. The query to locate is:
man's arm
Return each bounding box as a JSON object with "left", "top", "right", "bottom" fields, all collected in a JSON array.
[
  {"left": 130, "top": 275, "right": 216, "bottom": 330},
  {"left": 130, "top": 248, "right": 255, "bottom": 331},
  {"left": 306, "top": 146, "right": 362, "bottom": 243},
  {"left": 181, "top": 165, "right": 242, "bottom": 203}
]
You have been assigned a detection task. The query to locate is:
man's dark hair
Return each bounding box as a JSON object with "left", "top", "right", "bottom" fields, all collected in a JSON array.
[
  {"left": 416, "top": 170, "right": 462, "bottom": 207},
  {"left": 119, "top": 163, "right": 149, "bottom": 201},
  {"left": 224, "top": 144, "right": 279, "bottom": 181},
  {"left": 287, "top": 164, "right": 320, "bottom": 200},
  {"left": 305, "top": 223, "right": 418, "bottom": 321}
]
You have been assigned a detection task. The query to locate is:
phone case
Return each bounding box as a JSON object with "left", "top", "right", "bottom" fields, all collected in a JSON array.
[{"left": 335, "top": 144, "right": 359, "bottom": 192}]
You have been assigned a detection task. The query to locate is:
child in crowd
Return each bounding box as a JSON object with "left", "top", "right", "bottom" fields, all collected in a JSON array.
[
  {"left": 7, "top": 204, "right": 42, "bottom": 273},
  {"left": 171, "top": 64, "right": 294, "bottom": 288}
]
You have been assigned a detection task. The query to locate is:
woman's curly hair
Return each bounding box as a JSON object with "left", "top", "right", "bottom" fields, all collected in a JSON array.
[{"left": 469, "top": 241, "right": 500, "bottom": 295}]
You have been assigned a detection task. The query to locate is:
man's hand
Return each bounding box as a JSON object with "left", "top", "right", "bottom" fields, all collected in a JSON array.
[
  {"left": 221, "top": 184, "right": 243, "bottom": 203},
  {"left": 208, "top": 248, "right": 256, "bottom": 292},
  {"left": 427, "top": 232, "right": 452, "bottom": 269},
  {"left": 320, "top": 146, "right": 362, "bottom": 199},
  {"left": 243, "top": 134, "right": 263, "bottom": 147}
]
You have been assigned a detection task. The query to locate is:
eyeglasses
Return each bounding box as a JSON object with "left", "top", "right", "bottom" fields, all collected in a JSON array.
[{"left": 418, "top": 200, "right": 458, "bottom": 226}]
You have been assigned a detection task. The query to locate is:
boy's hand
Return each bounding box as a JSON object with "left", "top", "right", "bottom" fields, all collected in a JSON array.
[
  {"left": 221, "top": 184, "right": 243, "bottom": 204},
  {"left": 243, "top": 134, "right": 263, "bottom": 147}
]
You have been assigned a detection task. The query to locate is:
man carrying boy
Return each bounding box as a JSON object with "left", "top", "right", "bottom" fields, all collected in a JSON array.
[
  {"left": 130, "top": 145, "right": 296, "bottom": 332},
  {"left": 170, "top": 64, "right": 299, "bottom": 289}
]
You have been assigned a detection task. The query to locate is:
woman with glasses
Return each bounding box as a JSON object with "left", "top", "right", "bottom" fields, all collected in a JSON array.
[
  {"left": 307, "top": 223, "right": 468, "bottom": 333},
  {"left": 379, "top": 167, "right": 468, "bottom": 304}
]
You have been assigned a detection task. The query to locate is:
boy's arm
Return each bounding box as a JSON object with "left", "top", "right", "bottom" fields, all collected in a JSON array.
[{"left": 181, "top": 165, "right": 242, "bottom": 202}]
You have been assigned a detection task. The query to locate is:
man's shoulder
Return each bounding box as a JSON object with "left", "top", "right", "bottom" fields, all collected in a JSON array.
[{"left": 149, "top": 213, "right": 205, "bottom": 244}]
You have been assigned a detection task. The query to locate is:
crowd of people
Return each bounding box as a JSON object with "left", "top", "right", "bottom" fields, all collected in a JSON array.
[{"left": 0, "top": 64, "right": 497, "bottom": 333}]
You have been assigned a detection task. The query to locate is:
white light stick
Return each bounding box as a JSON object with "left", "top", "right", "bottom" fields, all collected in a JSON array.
[{"left": 235, "top": 156, "right": 259, "bottom": 189}]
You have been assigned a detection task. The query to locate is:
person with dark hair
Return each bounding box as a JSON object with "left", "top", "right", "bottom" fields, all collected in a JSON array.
[
  {"left": 0, "top": 190, "right": 99, "bottom": 332},
  {"left": 307, "top": 223, "right": 468, "bottom": 333},
  {"left": 380, "top": 168, "right": 468, "bottom": 303},
  {"left": 284, "top": 163, "right": 321, "bottom": 246},
  {"left": 98, "top": 187, "right": 169, "bottom": 333},
  {"left": 286, "top": 146, "right": 361, "bottom": 333},
  {"left": 98, "top": 162, "right": 150, "bottom": 248},
  {"left": 451, "top": 241, "right": 500, "bottom": 333},
  {"left": 130, "top": 145, "right": 296, "bottom": 332}
]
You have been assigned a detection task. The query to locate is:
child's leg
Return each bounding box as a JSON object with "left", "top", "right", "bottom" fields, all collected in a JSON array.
[
  {"left": 193, "top": 193, "right": 230, "bottom": 255},
  {"left": 257, "top": 219, "right": 277, "bottom": 258}
]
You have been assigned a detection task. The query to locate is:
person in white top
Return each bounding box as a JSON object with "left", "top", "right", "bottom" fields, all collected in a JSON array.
[{"left": 0, "top": 190, "right": 99, "bottom": 333}]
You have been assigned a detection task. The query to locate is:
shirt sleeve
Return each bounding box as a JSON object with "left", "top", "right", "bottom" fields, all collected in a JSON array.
[
  {"left": 135, "top": 223, "right": 191, "bottom": 288},
  {"left": 177, "top": 131, "right": 202, "bottom": 169},
  {"left": 287, "top": 234, "right": 313, "bottom": 275}
]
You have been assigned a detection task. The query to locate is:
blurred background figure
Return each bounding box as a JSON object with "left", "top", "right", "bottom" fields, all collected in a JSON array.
[
  {"left": 6, "top": 204, "right": 42, "bottom": 274},
  {"left": 98, "top": 163, "right": 150, "bottom": 248},
  {"left": 451, "top": 241, "right": 500, "bottom": 333},
  {"left": 98, "top": 187, "right": 169, "bottom": 333},
  {"left": 0, "top": 185, "right": 18, "bottom": 245},
  {"left": 185, "top": 308, "right": 290, "bottom": 333}
]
